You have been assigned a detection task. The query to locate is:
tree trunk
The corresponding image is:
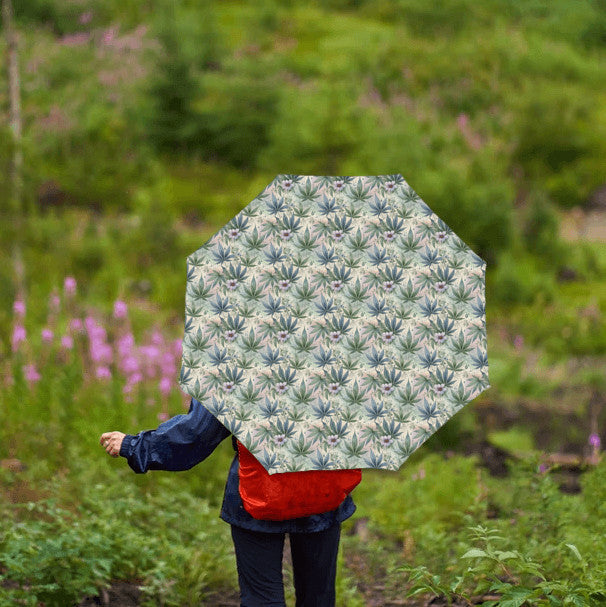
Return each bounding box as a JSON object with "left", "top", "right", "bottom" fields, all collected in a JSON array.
[{"left": 2, "top": 0, "right": 25, "bottom": 296}]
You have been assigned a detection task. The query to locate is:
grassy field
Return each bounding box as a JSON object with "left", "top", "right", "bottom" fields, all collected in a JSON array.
[{"left": 2, "top": 0, "right": 606, "bottom": 604}]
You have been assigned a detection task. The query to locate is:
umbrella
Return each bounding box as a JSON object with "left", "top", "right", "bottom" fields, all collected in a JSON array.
[{"left": 178, "top": 174, "right": 489, "bottom": 474}]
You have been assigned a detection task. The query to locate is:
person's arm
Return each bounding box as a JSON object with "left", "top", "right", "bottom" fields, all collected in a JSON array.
[{"left": 118, "top": 398, "right": 231, "bottom": 474}]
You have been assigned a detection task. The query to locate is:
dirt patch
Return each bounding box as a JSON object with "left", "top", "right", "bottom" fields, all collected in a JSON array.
[
  {"left": 78, "top": 581, "right": 141, "bottom": 606},
  {"left": 77, "top": 581, "right": 241, "bottom": 606}
]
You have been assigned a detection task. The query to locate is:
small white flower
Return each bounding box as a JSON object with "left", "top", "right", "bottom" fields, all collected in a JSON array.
[
  {"left": 280, "top": 229, "right": 292, "bottom": 240},
  {"left": 381, "top": 331, "right": 395, "bottom": 343},
  {"left": 332, "top": 229, "right": 344, "bottom": 241},
  {"left": 379, "top": 435, "right": 394, "bottom": 447},
  {"left": 330, "top": 280, "right": 343, "bottom": 291},
  {"left": 222, "top": 381, "right": 236, "bottom": 393},
  {"left": 382, "top": 280, "right": 395, "bottom": 292},
  {"left": 276, "top": 381, "right": 288, "bottom": 394},
  {"left": 380, "top": 383, "right": 394, "bottom": 395},
  {"left": 273, "top": 434, "right": 287, "bottom": 446},
  {"left": 228, "top": 228, "right": 241, "bottom": 239},
  {"left": 334, "top": 180, "right": 345, "bottom": 191},
  {"left": 435, "top": 332, "right": 446, "bottom": 344},
  {"left": 327, "top": 434, "right": 340, "bottom": 447},
  {"left": 277, "top": 330, "right": 290, "bottom": 342},
  {"left": 385, "top": 181, "right": 396, "bottom": 192},
  {"left": 278, "top": 279, "right": 291, "bottom": 290},
  {"left": 329, "top": 331, "right": 342, "bottom": 343},
  {"left": 383, "top": 230, "right": 396, "bottom": 242},
  {"left": 328, "top": 382, "right": 341, "bottom": 395},
  {"left": 282, "top": 179, "right": 294, "bottom": 190},
  {"left": 226, "top": 278, "right": 239, "bottom": 290},
  {"left": 435, "top": 281, "right": 447, "bottom": 293},
  {"left": 225, "top": 330, "right": 237, "bottom": 342},
  {"left": 436, "top": 231, "right": 447, "bottom": 243},
  {"left": 433, "top": 383, "right": 446, "bottom": 396}
]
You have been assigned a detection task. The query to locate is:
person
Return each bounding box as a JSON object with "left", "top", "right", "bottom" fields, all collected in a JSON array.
[{"left": 100, "top": 397, "right": 356, "bottom": 607}]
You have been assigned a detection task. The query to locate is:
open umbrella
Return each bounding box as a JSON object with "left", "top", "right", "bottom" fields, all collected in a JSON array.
[{"left": 178, "top": 174, "right": 489, "bottom": 474}]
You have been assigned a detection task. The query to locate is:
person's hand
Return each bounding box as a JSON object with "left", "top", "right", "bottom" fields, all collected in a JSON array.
[{"left": 100, "top": 431, "right": 126, "bottom": 458}]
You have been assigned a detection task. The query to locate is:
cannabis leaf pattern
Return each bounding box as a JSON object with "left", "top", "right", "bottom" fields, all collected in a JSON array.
[{"left": 178, "top": 174, "right": 490, "bottom": 474}]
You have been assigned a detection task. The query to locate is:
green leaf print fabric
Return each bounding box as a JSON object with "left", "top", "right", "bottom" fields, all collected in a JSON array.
[{"left": 178, "top": 174, "right": 490, "bottom": 474}]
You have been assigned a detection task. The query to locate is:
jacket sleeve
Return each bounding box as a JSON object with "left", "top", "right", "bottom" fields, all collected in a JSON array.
[{"left": 119, "top": 398, "right": 231, "bottom": 474}]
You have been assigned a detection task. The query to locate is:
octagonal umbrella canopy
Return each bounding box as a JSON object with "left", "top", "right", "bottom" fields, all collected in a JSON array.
[{"left": 178, "top": 174, "right": 490, "bottom": 474}]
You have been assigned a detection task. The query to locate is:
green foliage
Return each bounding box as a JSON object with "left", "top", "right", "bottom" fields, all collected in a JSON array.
[
  {"left": 510, "top": 81, "right": 606, "bottom": 209},
  {"left": 0, "top": 484, "right": 236, "bottom": 607},
  {"left": 490, "top": 249, "right": 557, "bottom": 306},
  {"left": 400, "top": 523, "right": 606, "bottom": 606}
]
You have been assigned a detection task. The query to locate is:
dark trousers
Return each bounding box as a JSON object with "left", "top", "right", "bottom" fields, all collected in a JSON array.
[{"left": 230, "top": 523, "right": 341, "bottom": 607}]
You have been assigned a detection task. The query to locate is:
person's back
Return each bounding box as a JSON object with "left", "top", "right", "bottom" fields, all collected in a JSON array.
[{"left": 100, "top": 397, "right": 356, "bottom": 606}]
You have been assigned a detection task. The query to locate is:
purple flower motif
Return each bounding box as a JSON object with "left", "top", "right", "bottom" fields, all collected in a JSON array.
[
  {"left": 277, "top": 330, "right": 290, "bottom": 342},
  {"left": 226, "top": 278, "right": 239, "bottom": 290},
  {"left": 379, "top": 435, "right": 394, "bottom": 447},
  {"left": 280, "top": 229, "right": 293, "bottom": 240},
  {"left": 64, "top": 276, "right": 77, "bottom": 295},
  {"left": 435, "top": 332, "right": 446, "bottom": 344},
  {"left": 228, "top": 228, "right": 241, "bottom": 239},
  {"left": 282, "top": 179, "right": 294, "bottom": 190},
  {"left": 225, "top": 329, "right": 237, "bottom": 342},
  {"left": 538, "top": 463, "right": 548, "bottom": 474},
  {"left": 436, "top": 231, "right": 447, "bottom": 243},
  {"left": 435, "top": 281, "right": 447, "bottom": 293},
  {"left": 158, "top": 412, "right": 169, "bottom": 422},
  {"left": 223, "top": 381, "right": 236, "bottom": 393},
  {"left": 380, "top": 383, "right": 394, "bottom": 395},
  {"left": 13, "top": 299, "right": 25, "bottom": 317},
  {"left": 278, "top": 279, "right": 291, "bottom": 290},
  {"left": 329, "top": 331, "right": 342, "bottom": 343},
  {"left": 330, "top": 280, "right": 343, "bottom": 291},
  {"left": 273, "top": 434, "right": 287, "bottom": 446},
  {"left": 383, "top": 230, "right": 396, "bottom": 242},
  {"left": 334, "top": 180, "right": 345, "bottom": 191},
  {"left": 70, "top": 318, "right": 84, "bottom": 332},
  {"left": 327, "top": 434, "right": 340, "bottom": 447},
  {"left": 332, "top": 229, "right": 344, "bottom": 241},
  {"left": 381, "top": 331, "right": 395, "bottom": 343},
  {"left": 589, "top": 433, "right": 601, "bottom": 450},
  {"left": 276, "top": 382, "right": 288, "bottom": 394},
  {"left": 113, "top": 300, "right": 128, "bottom": 319},
  {"left": 433, "top": 384, "right": 446, "bottom": 396},
  {"left": 11, "top": 325, "right": 26, "bottom": 352},
  {"left": 41, "top": 328, "right": 54, "bottom": 343},
  {"left": 328, "top": 382, "right": 341, "bottom": 395},
  {"left": 382, "top": 280, "right": 395, "bottom": 292},
  {"left": 385, "top": 181, "right": 396, "bottom": 192},
  {"left": 513, "top": 335, "right": 524, "bottom": 350}
]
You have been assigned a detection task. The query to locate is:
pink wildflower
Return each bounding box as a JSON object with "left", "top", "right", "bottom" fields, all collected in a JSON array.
[
  {"left": 113, "top": 300, "right": 128, "bottom": 319},
  {"left": 13, "top": 300, "right": 25, "bottom": 317},
  {"left": 61, "top": 335, "right": 73, "bottom": 349},
  {"left": 41, "top": 328, "right": 54, "bottom": 343},
  {"left": 24, "top": 364, "right": 41, "bottom": 383},
  {"left": 64, "top": 276, "right": 77, "bottom": 295},
  {"left": 11, "top": 325, "right": 26, "bottom": 352}
]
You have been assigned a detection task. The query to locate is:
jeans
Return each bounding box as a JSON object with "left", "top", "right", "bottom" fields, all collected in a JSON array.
[{"left": 230, "top": 522, "right": 342, "bottom": 607}]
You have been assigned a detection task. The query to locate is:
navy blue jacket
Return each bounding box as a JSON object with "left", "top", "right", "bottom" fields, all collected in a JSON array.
[{"left": 119, "top": 397, "right": 356, "bottom": 532}]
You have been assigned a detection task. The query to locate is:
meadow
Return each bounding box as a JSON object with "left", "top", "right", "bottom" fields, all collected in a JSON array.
[{"left": 1, "top": 0, "right": 606, "bottom": 605}]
